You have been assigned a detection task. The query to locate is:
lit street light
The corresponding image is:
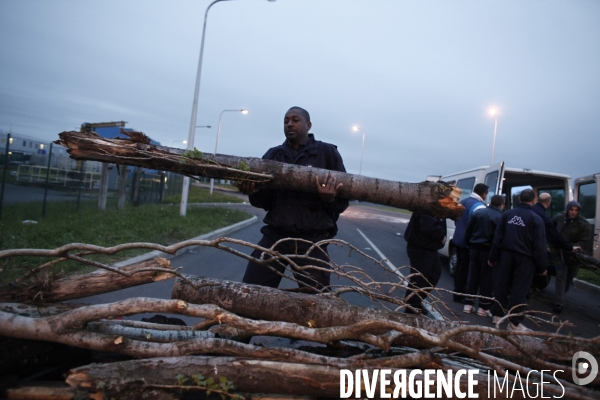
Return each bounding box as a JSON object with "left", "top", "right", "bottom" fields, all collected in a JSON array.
[
  {"left": 210, "top": 109, "right": 248, "bottom": 194},
  {"left": 179, "top": 0, "right": 276, "bottom": 217},
  {"left": 352, "top": 125, "right": 366, "bottom": 175},
  {"left": 489, "top": 108, "right": 498, "bottom": 165}
]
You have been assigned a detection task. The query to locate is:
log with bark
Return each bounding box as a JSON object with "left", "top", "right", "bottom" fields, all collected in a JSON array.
[
  {"left": 0, "top": 258, "right": 175, "bottom": 303},
  {"left": 171, "top": 276, "right": 599, "bottom": 367},
  {"left": 54, "top": 130, "right": 463, "bottom": 219}
]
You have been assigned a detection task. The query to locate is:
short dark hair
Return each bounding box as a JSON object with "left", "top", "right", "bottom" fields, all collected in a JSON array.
[
  {"left": 473, "top": 183, "right": 489, "bottom": 197},
  {"left": 288, "top": 106, "right": 310, "bottom": 122},
  {"left": 519, "top": 189, "right": 535, "bottom": 203},
  {"left": 490, "top": 195, "right": 505, "bottom": 207}
]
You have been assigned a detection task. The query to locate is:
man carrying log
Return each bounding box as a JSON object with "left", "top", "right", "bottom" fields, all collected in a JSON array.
[{"left": 237, "top": 106, "right": 349, "bottom": 290}]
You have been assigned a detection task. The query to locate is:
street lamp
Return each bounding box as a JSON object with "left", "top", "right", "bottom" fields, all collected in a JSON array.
[
  {"left": 210, "top": 109, "right": 248, "bottom": 194},
  {"left": 352, "top": 125, "right": 366, "bottom": 175},
  {"left": 179, "top": 0, "right": 276, "bottom": 217},
  {"left": 489, "top": 108, "right": 498, "bottom": 165}
]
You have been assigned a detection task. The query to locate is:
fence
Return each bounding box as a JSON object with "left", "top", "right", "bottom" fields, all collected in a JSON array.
[{"left": 0, "top": 133, "right": 187, "bottom": 219}]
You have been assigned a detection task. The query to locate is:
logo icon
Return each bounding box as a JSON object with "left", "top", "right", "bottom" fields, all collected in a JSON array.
[
  {"left": 572, "top": 351, "right": 598, "bottom": 385},
  {"left": 508, "top": 216, "right": 525, "bottom": 226}
]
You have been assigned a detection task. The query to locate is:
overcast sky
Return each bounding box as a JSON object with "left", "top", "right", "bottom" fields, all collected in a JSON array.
[{"left": 1, "top": 0, "right": 599, "bottom": 183}]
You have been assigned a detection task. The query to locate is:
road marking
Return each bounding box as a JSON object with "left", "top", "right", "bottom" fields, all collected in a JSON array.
[
  {"left": 342, "top": 209, "right": 409, "bottom": 224},
  {"left": 356, "top": 228, "right": 405, "bottom": 283},
  {"left": 356, "top": 228, "right": 442, "bottom": 320}
]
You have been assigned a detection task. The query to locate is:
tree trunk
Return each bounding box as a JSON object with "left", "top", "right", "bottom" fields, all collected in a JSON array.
[
  {"left": 171, "top": 276, "right": 598, "bottom": 363},
  {"left": 55, "top": 130, "right": 463, "bottom": 220},
  {"left": 66, "top": 356, "right": 497, "bottom": 399},
  {"left": 97, "top": 162, "right": 109, "bottom": 211},
  {"left": 117, "top": 165, "right": 128, "bottom": 210},
  {"left": 0, "top": 258, "right": 175, "bottom": 303}
]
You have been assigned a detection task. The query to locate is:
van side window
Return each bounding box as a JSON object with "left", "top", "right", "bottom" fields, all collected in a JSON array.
[
  {"left": 579, "top": 182, "right": 597, "bottom": 219},
  {"left": 456, "top": 177, "right": 476, "bottom": 201},
  {"left": 539, "top": 188, "right": 566, "bottom": 218},
  {"left": 484, "top": 171, "right": 499, "bottom": 202}
]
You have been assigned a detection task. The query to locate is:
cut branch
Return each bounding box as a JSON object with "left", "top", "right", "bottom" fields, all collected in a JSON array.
[
  {"left": 55, "top": 130, "right": 463, "bottom": 219},
  {"left": 171, "top": 276, "right": 599, "bottom": 363},
  {"left": 0, "top": 258, "right": 175, "bottom": 303}
]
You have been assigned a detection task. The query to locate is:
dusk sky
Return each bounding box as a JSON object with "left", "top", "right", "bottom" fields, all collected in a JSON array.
[{"left": 1, "top": 0, "right": 599, "bottom": 183}]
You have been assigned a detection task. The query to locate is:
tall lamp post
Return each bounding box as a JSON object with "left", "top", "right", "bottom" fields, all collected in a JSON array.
[
  {"left": 352, "top": 125, "right": 366, "bottom": 175},
  {"left": 179, "top": 0, "right": 276, "bottom": 216},
  {"left": 210, "top": 109, "right": 248, "bottom": 194},
  {"left": 489, "top": 108, "right": 498, "bottom": 165}
]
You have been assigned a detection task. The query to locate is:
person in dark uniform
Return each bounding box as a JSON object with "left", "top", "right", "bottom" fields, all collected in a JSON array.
[
  {"left": 237, "top": 107, "right": 349, "bottom": 291},
  {"left": 403, "top": 212, "right": 447, "bottom": 315},
  {"left": 531, "top": 192, "right": 577, "bottom": 293},
  {"left": 463, "top": 194, "right": 505, "bottom": 317},
  {"left": 488, "top": 189, "right": 547, "bottom": 331},
  {"left": 451, "top": 183, "right": 488, "bottom": 303}
]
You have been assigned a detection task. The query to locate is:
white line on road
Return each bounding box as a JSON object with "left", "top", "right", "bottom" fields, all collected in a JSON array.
[
  {"left": 356, "top": 228, "right": 443, "bottom": 320},
  {"left": 356, "top": 228, "right": 405, "bottom": 284}
]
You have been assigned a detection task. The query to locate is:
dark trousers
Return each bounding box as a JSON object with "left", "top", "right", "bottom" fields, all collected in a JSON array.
[
  {"left": 464, "top": 247, "right": 494, "bottom": 310},
  {"left": 554, "top": 259, "right": 579, "bottom": 307},
  {"left": 242, "top": 234, "right": 331, "bottom": 290},
  {"left": 491, "top": 250, "right": 536, "bottom": 325},
  {"left": 404, "top": 243, "right": 442, "bottom": 311},
  {"left": 453, "top": 246, "right": 470, "bottom": 301}
]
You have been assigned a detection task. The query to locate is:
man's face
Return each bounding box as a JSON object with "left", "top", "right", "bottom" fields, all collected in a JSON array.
[
  {"left": 284, "top": 109, "right": 311, "bottom": 146},
  {"left": 568, "top": 206, "right": 580, "bottom": 219}
]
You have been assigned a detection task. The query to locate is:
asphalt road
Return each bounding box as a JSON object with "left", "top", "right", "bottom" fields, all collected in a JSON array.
[{"left": 79, "top": 201, "right": 600, "bottom": 338}]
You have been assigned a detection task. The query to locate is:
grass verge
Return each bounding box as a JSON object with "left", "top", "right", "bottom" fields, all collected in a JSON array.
[
  {"left": 0, "top": 199, "right": 251, "bottom": 284},
  {"left": 163, "top": 185, "right": 244, "bottom": 204},
  {"left": 577, "top": 268, "right": 600, "bottom": 287}
]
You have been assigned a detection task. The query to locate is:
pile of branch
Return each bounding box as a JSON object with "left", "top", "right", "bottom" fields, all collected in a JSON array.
[{"left": 1, "top": 238, "right": 598, "bottom": 399}]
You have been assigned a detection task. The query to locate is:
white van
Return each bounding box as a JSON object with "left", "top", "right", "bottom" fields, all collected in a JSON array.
[
  {"left": 573, "top": 173, "right": 600, "bottom": 262},
  {"left": 429, "top": 162, "right": 572, "bottom": 275}
]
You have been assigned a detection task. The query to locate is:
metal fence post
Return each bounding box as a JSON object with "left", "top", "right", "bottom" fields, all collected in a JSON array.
[
  {"left": 42, "top": 142, "right": 53, "bottom": 217},
  {"left": 0, "top": 133, "right": 11, "bottom": 219}
]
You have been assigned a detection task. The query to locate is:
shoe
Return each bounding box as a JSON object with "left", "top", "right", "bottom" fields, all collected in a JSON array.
[
  {"left": 463, "top": 305, "right": 474, "bottom": 314},
  {"left": 492, "top": 316, "right": 501, "bottom": 325},
  {"left": 508, "top": 322, "right": 532, "bottom": 332},
  {"left": 552, "top": 304, "right": 563, "bottom": 314},
  {"left": 477, "top": 308, "right": 492, "bottom": 317}
]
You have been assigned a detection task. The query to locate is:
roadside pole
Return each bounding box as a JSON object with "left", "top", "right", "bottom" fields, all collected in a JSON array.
[
  {"left": 42, "top": 142, "right": 53, "bottom": 217},
  {"left": 0, "top": 133, "right": 11, "bottom": 219}
]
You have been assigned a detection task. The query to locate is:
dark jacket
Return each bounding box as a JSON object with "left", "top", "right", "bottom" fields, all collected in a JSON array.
[
  {"left": 249, "top": 134, "right": 349, "bottom": 239},
  {"left": 404, "top": 212, "right": 447, "bottom": 251},
  {"left": 452, "top": 194, "right": 486, "bottom": 249},
  {"left": 551, "top": 202, "right": 592, "bottom": 265},
  {"left": 531, "top": 202, "right": 573, "bottom": 252},
  {"left": 489, "top": 203, "right": 548, "bottom": 272},
  {"left": 464, "top": 205, "right": 503, "bottom": 250}
]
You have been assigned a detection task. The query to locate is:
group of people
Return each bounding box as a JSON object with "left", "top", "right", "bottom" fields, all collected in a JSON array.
[
  {"left": 236, "top": 106, "right": 591, "bottom": 332},
  {"left": 404, "top": 181, "right": 591, "bottom": 331}
]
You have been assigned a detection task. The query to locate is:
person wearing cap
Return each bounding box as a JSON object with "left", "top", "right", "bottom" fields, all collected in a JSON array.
[
  {"left": 550, "top": 200, "right": 591, "bottom": 313},
  {"left": 237, "top": 106, "right": 348, "bottom": 291}
]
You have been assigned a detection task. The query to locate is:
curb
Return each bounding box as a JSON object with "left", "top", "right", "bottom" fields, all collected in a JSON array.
[
  {"left": 111, "top": 215, "right": 258, "bottom": 268},
  {"left": 573, "top": 278, "right": 600, "bottom": 295}
]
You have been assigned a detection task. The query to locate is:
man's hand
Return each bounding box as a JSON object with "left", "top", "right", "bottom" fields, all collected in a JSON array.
[
  {"left": 487, "top": 260, "right": 495, "bottom": 267},
  {"left": 316, "top": 173, "right": 343, "bottom": 204},
  {"left": 237, "top": 181, "right": 259, "bottom": 196},
  {"left": 573, "top": 246, "right": 582, "bottom": 252}
]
